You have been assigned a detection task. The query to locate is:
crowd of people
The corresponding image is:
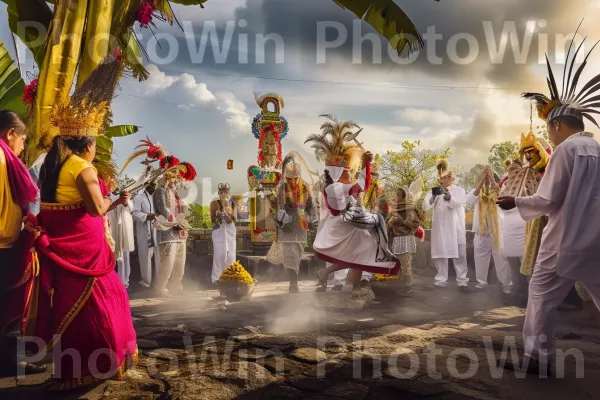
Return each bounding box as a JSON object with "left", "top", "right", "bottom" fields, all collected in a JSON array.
[{"left": 2, "top": 27, "right": 600, "bottom": 391}]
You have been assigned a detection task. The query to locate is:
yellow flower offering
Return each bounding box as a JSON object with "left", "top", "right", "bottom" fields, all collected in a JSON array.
[
  {"left": 373, "top": 273, "right": 399, "bottom": 281},
  {"left": 219, "top": 261, "right": 254, "bottom": 284}
]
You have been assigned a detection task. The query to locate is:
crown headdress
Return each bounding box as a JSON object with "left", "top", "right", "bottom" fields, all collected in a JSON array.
[
  {"left": 49, "top": 52, "right": 124, "bottom": 137},
  {"left": 218, "top": 183, "right": 231, "bottom": 192},
  {"left": 522, "top": 21, "right": 600, "bottom": 126},
  {"left": 304, "top": 114, "right": 362, "bottom": 170},
  {"left": 519, "top": 131, "right": 552, "bottom": 170}
]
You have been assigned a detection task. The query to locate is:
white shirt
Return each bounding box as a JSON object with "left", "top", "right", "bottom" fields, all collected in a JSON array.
[{"left": 516, "top": 133, "right": 600, "bottom": 282}]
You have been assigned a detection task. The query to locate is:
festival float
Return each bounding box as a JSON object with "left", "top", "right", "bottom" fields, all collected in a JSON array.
[{"left": 246, "top": 92, "right": 289, "bottom": 251}]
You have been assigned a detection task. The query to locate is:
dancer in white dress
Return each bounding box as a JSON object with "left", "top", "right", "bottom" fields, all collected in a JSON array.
[{"left": 306, "top": 115, "right": 399, "bottom": 299}]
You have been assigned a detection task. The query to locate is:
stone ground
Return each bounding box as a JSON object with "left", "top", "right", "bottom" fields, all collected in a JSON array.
[{"left": 2, "top": 275, "right": 600, "bottom": 400}]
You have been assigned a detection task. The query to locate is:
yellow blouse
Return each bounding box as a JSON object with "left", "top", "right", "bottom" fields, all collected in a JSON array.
[
  {"left": 56, "top": 155, "right": 96, "bottom": 204},
  {"left": 0, "top": 147, "right": 22, "bottom": 248}
]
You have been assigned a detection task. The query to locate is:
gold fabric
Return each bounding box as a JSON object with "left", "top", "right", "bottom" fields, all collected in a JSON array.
[
  {"left": 478, "top": 188, "right": 500, "bottom": 249},
  {"left": 0, "top": 147, "right": 22, "bottom": 248},
  {"left": 521, "top": 216, "right": 547, "bottom": 276}
]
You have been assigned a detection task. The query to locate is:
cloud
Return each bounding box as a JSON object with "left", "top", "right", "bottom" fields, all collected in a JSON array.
[
  {"left": 141, "top": 65, "right": 250, "bottom": 135},
  {"left": 397, "top": 108, "right": 463, "bottom": 125},
  {"left": 215, "top": 91, "right": 251, "bottom": 135}
]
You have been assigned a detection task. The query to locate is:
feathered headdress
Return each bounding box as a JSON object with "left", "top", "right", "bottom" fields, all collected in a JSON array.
[
  {"left": 436, "top": 158, "right": 450, "bottom": 179},
  {"left": 162, "top": 160, "right": 196, "bottom": 183},
  {"left": 522, "top": 21, "right": 600, "bottom": 127},
  {"left": 304, "top": 114, "right": 362, "bottom": 170},
  {"left": 49, "top": 52, "right": 124, "bottom": 138},
  {"left": 119, "top": 136, "right": 169, "bottom": 174}
]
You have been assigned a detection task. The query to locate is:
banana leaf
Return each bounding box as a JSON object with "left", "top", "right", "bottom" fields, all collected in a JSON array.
[
  {"left": 0, "top": 40, "right": 26, "bottom": 118},
  {"left": 1, "top": 0, "right": 52, "bottom": 66},
  {"left": 106, "top": 124, "right": 139, "bottom": 138},
  {"left": 168, "top": 0, "right": 208, "bottom": 6},
  {"left": 333, "top": 0, "right": 434, "bottom": 55},
  {"left": 95, "top": 125, "right": 139, "bottom": 166}
]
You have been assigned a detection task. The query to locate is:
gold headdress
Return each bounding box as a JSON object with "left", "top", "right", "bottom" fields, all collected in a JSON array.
[
  {"left": 49, "top": 52, "right": 124, "bottom": 138},
  {"left": 519, "top": 131, "right": 552, "bottom": 171},
  {"left": 436, "top": 158, "right": 450, "bottom": 179},
  {"left": 523, "top": 22, "right": 600, "bottom": 126},
  {"left": 304, "top": 114, "right": 362, "bottom": 170}
]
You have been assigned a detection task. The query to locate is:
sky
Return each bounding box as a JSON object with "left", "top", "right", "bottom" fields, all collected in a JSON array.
[{"left": 2, "top": 0, "right": 600, "bottom": 199}]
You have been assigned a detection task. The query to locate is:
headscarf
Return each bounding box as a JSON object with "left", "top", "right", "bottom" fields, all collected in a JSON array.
[{"left": 0, "top": 139, "right": 39, "bottom": 210}]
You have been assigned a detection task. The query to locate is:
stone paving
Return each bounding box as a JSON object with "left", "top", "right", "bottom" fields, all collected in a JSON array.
[{"left": 2, "top": 276, "right": 600, "bottom": 399}]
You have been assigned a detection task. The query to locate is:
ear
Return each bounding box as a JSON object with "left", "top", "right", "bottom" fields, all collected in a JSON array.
[{"left": 5, "top": 127, "right": 15, "bottom": 139}]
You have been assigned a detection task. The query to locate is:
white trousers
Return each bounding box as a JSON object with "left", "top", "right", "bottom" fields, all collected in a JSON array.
[
  {"left": 473, "top": 234, "right": 512, "bottom": 290},
  {"left": 117, "top": 252, "right": 130, "bottom": 288},
  {"left": 157, "top": 242, "right": 186, "bottom": 293},
  {"left": 433, "top": 244, "right": 469, "bottom": 286},
  {"left": 524, "top": 252, "right": 600, "bottom": 361},
  {"left": 138, "top": 244, "right": 160, "bottom": 288}
]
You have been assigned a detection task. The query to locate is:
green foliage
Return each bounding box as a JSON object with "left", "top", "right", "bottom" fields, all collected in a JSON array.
[
  {"left": 380, "top": 140, "right": 451, "bottom": 196},
  {"left": 380, "top": 140, "right": 450, "bottom": 230},
  {"left": 2, "top": 0, "right": 52, "bottom": 66},
  {"left": 0, "top": 40, "right": 26, "bottom": 118},
  {"left": 457, "top": 164, "right": 487, "bottom": 194},
  {"left": 535, "top": 124, "right": 555, "bottom": 150},
  {"left": 187, "top": 203, "right": 212, "bottom": 229},
  {"left": 487, "top": 141, "right": 519, "bottom": 177}
]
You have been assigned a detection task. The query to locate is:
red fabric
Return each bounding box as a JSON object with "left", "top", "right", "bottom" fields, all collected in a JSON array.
[
  {"left": 499, "top": 176, "right": 508, "bottom": 188},
  {"left": 0, "top": 140, "right": 39, "bottom": 209},
  {"left": 315, "top": 250, "right": 401, "bottom": 275},
  {"left": 363, "top": 159, "right": 371, "bottom": 192},
  {"left": 22, "top": 209, "right": 136, "bottom": 384}
]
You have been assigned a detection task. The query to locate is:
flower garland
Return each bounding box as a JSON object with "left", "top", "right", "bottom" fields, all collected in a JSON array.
[
  {"left": 284, "top": 178, "right": 309, "bottom": 230},
  {"left": 257, "top": 124, "right": 282, "bottom": 165},
  {"left": 478, "top": 188, "right": 500, "bottom": 249},
  {"left": 23, "top": 79, "right": 38, "bottom": 105}
]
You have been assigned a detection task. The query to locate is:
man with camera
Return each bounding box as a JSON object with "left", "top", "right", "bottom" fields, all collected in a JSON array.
[{"left": 423, "top": 159, "right": 469, "bottom": 290}]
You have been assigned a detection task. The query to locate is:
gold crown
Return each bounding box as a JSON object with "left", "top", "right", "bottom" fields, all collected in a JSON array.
[
  {"left": 519, "top": 131, "right": 550, "bottom": 171},
  {"left": 49, "top": 99, "right": 109, "bottom": 137},
  {"left": 218, "top": 183, "right": 231, "bottom": 192}
]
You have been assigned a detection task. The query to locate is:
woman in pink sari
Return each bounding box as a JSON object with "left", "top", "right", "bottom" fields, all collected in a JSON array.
[{"left": 22, "top": 134, "right": 137, "bottom": 390}]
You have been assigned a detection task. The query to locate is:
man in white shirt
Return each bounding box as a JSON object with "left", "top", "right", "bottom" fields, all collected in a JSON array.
[
  {"left": 466, "top": 168, "right": 511, "bottom": 292},
  {"left": 132, "top": 182, "right": 160, "bottom": 288},
  {"left": 499, "top": 36, "right": 600, "bottom": 373},
  {"left": 108, "top": 187, "right": 135, "bottom": 289},
  {"left": 423, "top": 160, "right": 469, "bottom": 290}
]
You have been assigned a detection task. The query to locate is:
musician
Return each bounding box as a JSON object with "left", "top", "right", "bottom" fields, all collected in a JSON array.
[{"left": 210, "top": 183, "right": 237, "bottom": 283}]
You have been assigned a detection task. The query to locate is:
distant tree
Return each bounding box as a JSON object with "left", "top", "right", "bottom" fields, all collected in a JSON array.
[
  {"left": 380, "top": 140, "right": 451, "bottom": 195},
  {"left": 457, "top": 164, "right": 487, "bottom": 194},
  {"left": 187, "top": 203, "right": 212, "bottom": 229},
  {"left": 488, "top": 141, "right": 519, "bottom": 178},
  {"left": 380, "top": 140, "right": 451, "bottom": 229}
]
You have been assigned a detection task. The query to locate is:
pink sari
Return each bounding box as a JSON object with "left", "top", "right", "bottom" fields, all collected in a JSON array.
[{"left": 22, "top": 193, "right": 137, "bottom": 390}]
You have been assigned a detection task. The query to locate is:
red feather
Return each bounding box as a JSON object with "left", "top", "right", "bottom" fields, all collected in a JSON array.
[
  {"left": 179, "top": 162, "right": 197, "bottom": 181},
  {"left": 160, "top": 156, "right": 180, "bottom": 169}
]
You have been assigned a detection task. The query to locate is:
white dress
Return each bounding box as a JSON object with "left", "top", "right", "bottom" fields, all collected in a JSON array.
[
  {"left": 312, "top": 168, "right": 399, "bottom": 275},
  {"left": 211, "top": 199, "right": 237, "bottom": 283}
]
